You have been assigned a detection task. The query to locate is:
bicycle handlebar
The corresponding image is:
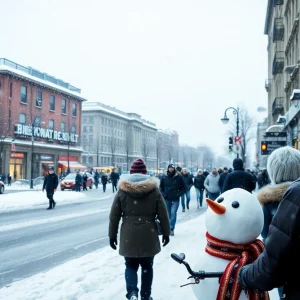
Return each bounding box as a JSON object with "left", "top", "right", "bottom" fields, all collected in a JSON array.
[{"left": 171, "top": 253, "right": 223, "bottom": 280}]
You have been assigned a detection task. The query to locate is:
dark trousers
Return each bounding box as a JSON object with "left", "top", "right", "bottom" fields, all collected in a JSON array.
[
  {"left": 208, "top": 192, "right": 220, "bottom": 200},
  {"left": 83, "top": 181, "right": 87, "bottom": 191},
  {"left": 46, "top": 190, "right": 56, "bottom": 208},
  {"left": 75, "top": 184, "right": 81, "bottom": 192},
  {"left": 102, "top": 183, "right": 107, "bottom": 192},
  {"left": 112, "top": 181, "right": 117, "bottom": 193},
  {"left": 125, "top": 257, "right": 154, "bottom": 299}
]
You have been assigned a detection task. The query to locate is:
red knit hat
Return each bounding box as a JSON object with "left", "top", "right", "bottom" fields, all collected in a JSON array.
[{"left": 130, "top": 159, "right": 147, "bottom": 174}]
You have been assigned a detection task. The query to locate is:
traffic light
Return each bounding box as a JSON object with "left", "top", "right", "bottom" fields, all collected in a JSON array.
[
  {"left": 229, "top": 137, "right": 233, "bottom": 152},
  {"left": 261, "top": 141, "right": 268, "bottom": 155}
]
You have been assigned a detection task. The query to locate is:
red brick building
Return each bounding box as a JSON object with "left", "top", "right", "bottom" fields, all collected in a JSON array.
[{"left": 0, "top": 58, "right": 87, "bottom": 180}]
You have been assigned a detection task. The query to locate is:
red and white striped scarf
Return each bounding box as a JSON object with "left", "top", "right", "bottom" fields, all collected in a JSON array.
[{"left": 205, "top": 232, "right": 269, "bottom": 300}]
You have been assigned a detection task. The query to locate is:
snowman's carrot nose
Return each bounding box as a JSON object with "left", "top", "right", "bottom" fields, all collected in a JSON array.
[{"left": 206, "top": 199, "right": 226, "bottom": 215}]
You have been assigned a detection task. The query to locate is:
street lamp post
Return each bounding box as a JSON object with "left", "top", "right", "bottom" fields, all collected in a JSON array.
[{"left": 221, "top": 107, "right": 240, "bottom": 159}]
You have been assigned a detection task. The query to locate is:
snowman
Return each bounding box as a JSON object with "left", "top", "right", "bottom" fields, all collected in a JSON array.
[{"left": 191, "top": 188, "right": 270, "bottom": 300}]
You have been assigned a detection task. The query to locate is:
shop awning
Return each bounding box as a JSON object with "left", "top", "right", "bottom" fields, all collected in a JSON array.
[{"left": 58, "top": 161, "right": 87, "bottom": 170}]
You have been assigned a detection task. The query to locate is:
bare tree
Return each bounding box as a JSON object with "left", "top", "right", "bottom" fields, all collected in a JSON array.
[
  {"left": 141, "top": 136, "right": 153, "bottom": 165},
  {"left": 229, "top": 107, "right": 256, "bottom": 164},
  {"left": 0, "top": 118, "right": 10, "bottom": 175},
  {"left": 108, "top": 134, "right": 118, "bottom": 167},
  {"left": 189, "top": 148, "right": 197, "bottom": 173},
  {"left": 123, "top": 127, "right": 133, "bottom": 171},
  {"left": 95, "top": 135, "right": 102, "bottom": 167},
  {"left": 156, "top": 136, "right": 163, "bottom": 171},
  {"left": 181, "top": 147, "right": 188, "bottom": 167}
]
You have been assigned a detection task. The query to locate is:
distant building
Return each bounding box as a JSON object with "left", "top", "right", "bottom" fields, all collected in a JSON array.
[
  {"left": 82, "top": 102, "right": 158, "bottom": 170},
  {"left": 0, "top": 58, "right": 86, "bottom": 179}
]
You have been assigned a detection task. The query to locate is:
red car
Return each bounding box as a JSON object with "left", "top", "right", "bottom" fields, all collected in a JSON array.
[
  {"left": 0, "top": 180, "right": 4, "bottom": 194},
  {"left": 60, "top": 172, "right": 94, "bottom": 191}
]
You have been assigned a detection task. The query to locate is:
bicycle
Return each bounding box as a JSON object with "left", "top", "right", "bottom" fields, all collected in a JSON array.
[{"left": 171, "top": 253, "right": 223, "bottom": 287}]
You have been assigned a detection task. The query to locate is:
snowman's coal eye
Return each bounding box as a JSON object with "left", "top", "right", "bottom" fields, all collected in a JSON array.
[
  {"left": 232, "top": 201, "right": 239, "bottom": 208},
  {"left": 217, "top": 197, "right": 224, "bottom": 203}
]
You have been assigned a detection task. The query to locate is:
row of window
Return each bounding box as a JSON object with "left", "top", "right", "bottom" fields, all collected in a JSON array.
[
  {"left": 19, "top": 113, "right": 76, "bottom": 133},
  {"left": 82, "top": 115, "right": 127, "bottom": 131},
  {"left": 81, "top": 156, "right": 126, "bottom": 165},
  {"left": 19, "top": 85, "right": 77, "bottom": 117}
]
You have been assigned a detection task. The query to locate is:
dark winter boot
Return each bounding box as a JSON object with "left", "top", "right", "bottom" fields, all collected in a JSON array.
[
  {"left": 47, "top": 207, "right": 52, "bottom": 210},
  {"left": 129, "top": 292, "right": 138, "bottom": 300},
  {"left": 53, "top": 201, "right": 56, "bottom": 209}
]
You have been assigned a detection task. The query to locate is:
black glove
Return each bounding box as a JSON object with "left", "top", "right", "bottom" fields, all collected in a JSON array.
[
  {"left": 162, "top": 235, "right": 170, "bottom": 247},
  {"left": 110, "top": 238, "right": 118, "bottom": 250}
]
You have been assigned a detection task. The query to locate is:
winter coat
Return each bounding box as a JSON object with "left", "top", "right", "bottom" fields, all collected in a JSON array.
[
  {"left": 101, "top": 174, "right": 108, "bottom": 184},
  {"left": 257, "top": 183, "right": 291, "bottom": 241},
  {"left": 83, "top": 174, "right": 88, "bottom": 182},
  {"left": 193, "top": 175, "right": 206, "bottom": 190},
  {"left": 218, "top": 172, "right": 228, "bottom": 191},
  {"left": 239, "top": 178, "right": 300, "bottom": 298},
  {"left": 43, "top": 173, "right": 58, "bottom": 191},
  {"left": 182, "top": 173, "right": 194, "bottom": 190},
  {"left": 75, "top": 174, "right": 83, "bottom": 185},
  {"left": 222, "top": 170, "right": 256, "bottom": 193},
  {"left": 159, "top": 171, "right": 186, "bottom": 201},
  {"left": 94, "top": 172, "right": 99, "bottom": 183},
  {"left": 257, "top": 171, "right": 271, "bottom": 189},
  {"left": 110, "top": 171, "right": 120, "bottom": 183},
  {"left": 204, "top": 173, "right": 220, "bottom": 193},
  {"left": 108, "top": 174, "right": 170, "bottom": 257}
]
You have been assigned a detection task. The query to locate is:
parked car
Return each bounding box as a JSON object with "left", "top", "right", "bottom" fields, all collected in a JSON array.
[
  {"left": 60, "top": 172, "right": 94, "bottom": 191},
  {"left": 0, "top": 180, "right": 4, "bottom": 194}
]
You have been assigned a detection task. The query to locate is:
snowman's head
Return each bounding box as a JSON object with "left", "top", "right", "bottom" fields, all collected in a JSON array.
[{"left": 205, "top": 188, "right": 263, "bottom": 245}]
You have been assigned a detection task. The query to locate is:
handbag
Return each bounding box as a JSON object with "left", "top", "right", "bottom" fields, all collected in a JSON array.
[{"left": 155, "top": 218, "right": 163, "bottom": 235}]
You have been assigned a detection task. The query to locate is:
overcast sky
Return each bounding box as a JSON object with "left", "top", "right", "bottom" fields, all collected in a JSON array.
[{"left": 1, "top": 0, "right": 268, "bottom": 158}]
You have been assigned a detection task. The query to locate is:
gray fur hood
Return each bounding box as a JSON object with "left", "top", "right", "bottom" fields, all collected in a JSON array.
[
  {"left": 257, "top": 182, "right": 292, "bottom": 205},
  {"left": 118, "top": 174, "right": 159, "bottom": 195}
]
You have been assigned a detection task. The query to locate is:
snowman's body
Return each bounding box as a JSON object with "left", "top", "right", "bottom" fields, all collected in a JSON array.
[{"left": 191, "top": 188, "right": 264, "bottom": 300}]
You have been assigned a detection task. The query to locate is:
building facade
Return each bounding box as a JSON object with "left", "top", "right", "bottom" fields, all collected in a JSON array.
[
  {"left": 264, "top": 0, "right": 300, "bottom": 149},
  {"left": 0, "top": 58, "right": 86, "bottom": 180},
  {"left": 256, "top": 118, "right": 269, "bottom": 168},
  {"left": 82, "top": 102, "right": 158, "bottom": 170}
]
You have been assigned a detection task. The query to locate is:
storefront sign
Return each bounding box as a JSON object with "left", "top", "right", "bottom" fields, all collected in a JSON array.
[
  {"left": 58, "top": 155, "right": 78, "bottom": 161},
  {"left": 14, "top": 124, "right": 79, "bottom": 143},
  {"left": 40, "top": 155, "right": 54, "bottom": 161},
  {"left": 10, "top": 152, "right": 24, "bottom": 158}
]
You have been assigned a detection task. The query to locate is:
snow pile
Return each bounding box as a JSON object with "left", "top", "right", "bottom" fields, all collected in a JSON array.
[
  {"left": 0, "top": 214, "right": 278, "bottom": 300},
  {"left": 0, "top": 191, "right": 87, "bottom": 211}
]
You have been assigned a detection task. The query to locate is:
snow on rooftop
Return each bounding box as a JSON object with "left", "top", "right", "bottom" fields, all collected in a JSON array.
[
  {"left": 83, "top": 102, "right": 157, "bottom": 129},
  {"left": 0, "top": 63, "right": 87, "bottom": 101}
]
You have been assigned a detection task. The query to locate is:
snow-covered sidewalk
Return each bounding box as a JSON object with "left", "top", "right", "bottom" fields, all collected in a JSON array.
[
  {"left": 0, "top": 213, "right": 278, "bottom": 300},
  {"left": 0, "top": 189, "right": 111, "bottom": 212}
]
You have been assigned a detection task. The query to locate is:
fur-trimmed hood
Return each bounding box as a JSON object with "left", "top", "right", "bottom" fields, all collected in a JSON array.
[
  {"left": 257, "top": 182, "right": 292, "bottom": 205},
  {"left": 118, "top": 174, "right": 159, "bottom": 197}
]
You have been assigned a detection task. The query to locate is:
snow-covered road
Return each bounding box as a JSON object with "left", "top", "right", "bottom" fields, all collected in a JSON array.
[
  {"left": 0, "top": 193, "right": 113, "bottom": 288},
  {"left": 0, "top": 188, "right": 204, "bottom": 290}
]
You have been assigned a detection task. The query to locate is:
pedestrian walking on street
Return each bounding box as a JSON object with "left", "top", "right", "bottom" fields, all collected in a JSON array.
[
  {"left": 82, "top": 172, "right": 88, "bottom": 191},
  {"left": 180, "top": 168, "right": 194, "bottom": 212},
  {"left": 75, "top": 171, "right": 82, "bottom": 192},
  {"left": 218, "top": 166, "right": 228, "bottom": 192},
  {"left": 222, "top": 158, "right": 256, "bottom": 193},
  {"left": 160, "top": 163, "right": 185, "bottom": 236},
  {"left": 7, "top": 173, "right": 11, "bottom": 186},
  {"left": 94, "top": 170, "right": 100, "bottom": 189},
  {"left": 101, "top": 173, "right": 108, "bottom": 192},
  {"left": 42, "top": 166, "right": 58, "bottom": 210},
  {"left": 109, "top": 158, "right": 170, "bottom": 300},
  {"left": 204, "top": 168, "right": 220, "bottom": 200},
  {"left": 238, "top": 146, "right": 300, "bottom": 299},
  {"left": 193, "top": 169, "right": 206, "bottom": 208},
  {"left": 110, "top": 168, "right": 120, "bottom": 193}
]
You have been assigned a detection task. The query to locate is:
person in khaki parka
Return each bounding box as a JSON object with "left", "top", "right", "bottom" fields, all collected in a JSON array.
[{"left": 109, "top": 159, "right": 170, "bottom": 300}]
